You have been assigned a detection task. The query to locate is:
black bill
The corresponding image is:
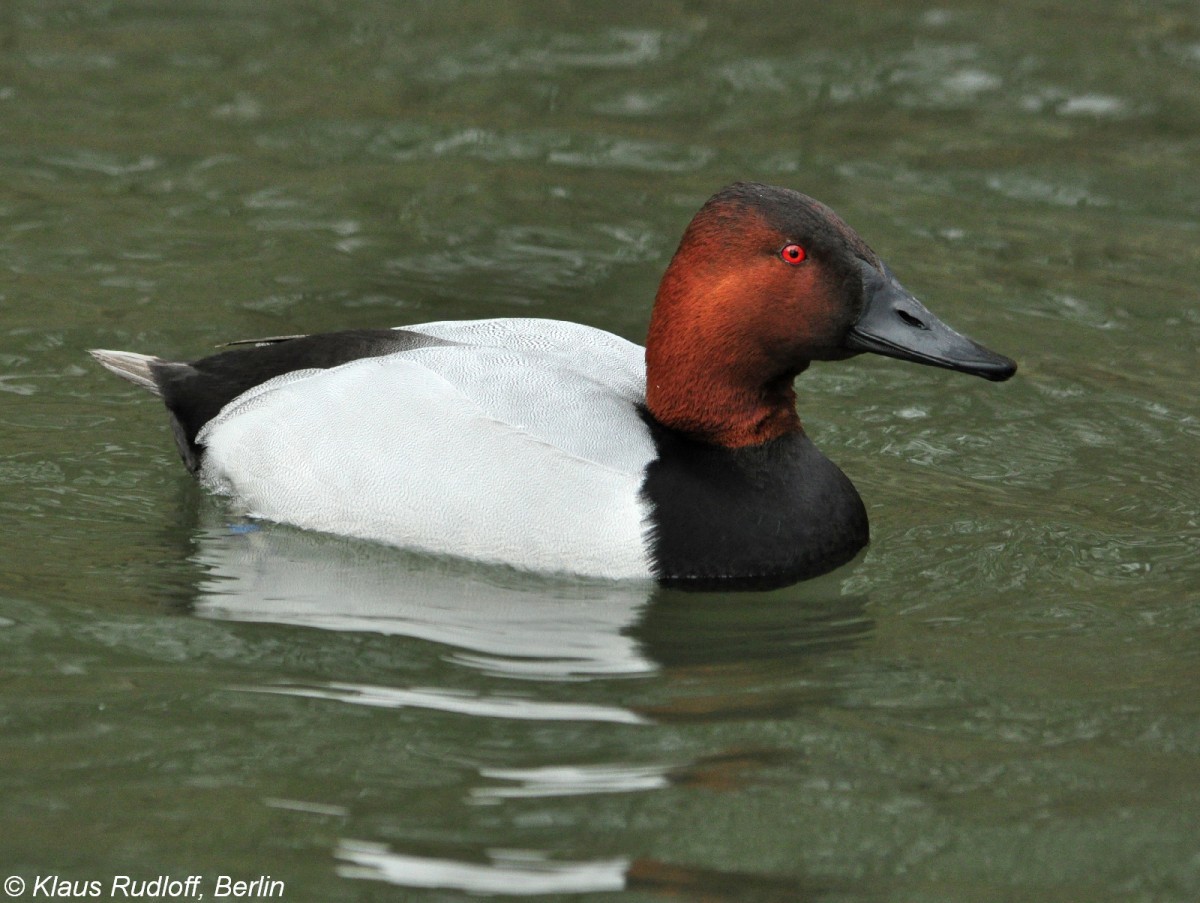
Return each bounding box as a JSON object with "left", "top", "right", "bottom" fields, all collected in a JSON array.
[{"left": 844, "top": 259, "right": 1017, "bottom": 382}]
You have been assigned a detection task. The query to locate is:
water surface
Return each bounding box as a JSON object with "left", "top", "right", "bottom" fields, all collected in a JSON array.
[{"left": 2, "top": 2, "right": 1198, "bottom": 901}]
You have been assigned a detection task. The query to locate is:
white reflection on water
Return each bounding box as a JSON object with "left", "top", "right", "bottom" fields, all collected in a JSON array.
[
  {"left": 251, "top": 681, "right": 646, "bottom": 725},
  {"left": 337, "top": 841, "right": 628, "bottom": 895},
  {"left": 263, "top": 797, "right": 349, "bottom": 817},
  {"left": 472, "top": 763, "right": 671, "bottom": 801},
  {"left": 190, "top": 523, "right": 656, "bottom": 679}
]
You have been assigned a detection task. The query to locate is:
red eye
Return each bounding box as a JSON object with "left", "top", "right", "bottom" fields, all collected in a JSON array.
[{"left": 780, "top": 244, "right": 807, "bottom": 265}]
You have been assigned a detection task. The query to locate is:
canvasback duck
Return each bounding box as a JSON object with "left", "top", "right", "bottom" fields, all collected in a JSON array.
[{"left": 92, "top": 182, "right": 1015, "bottom": 588}]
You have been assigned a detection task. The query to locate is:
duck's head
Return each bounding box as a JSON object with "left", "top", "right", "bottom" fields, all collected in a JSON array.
[{"left": 645, "top": 182, "right": 1016, "bottom": 447}]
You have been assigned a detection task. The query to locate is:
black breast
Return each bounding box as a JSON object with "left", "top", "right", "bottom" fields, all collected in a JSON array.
[{"left": 639, "top": 416, "right": 869, "bottom": 589}]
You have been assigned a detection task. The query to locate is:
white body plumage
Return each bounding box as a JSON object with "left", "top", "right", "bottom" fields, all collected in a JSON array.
[{"left": 195, "top": 319, "right": 658, "bottom": 579}]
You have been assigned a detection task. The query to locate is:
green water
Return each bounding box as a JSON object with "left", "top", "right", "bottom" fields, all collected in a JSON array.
[{"left": 2, "top": 2, "right": 1198, "bottom": 900}]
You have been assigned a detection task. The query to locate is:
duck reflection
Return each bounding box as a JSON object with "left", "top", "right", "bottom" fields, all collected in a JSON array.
[
  {"left": 191, "top": 519, "right": 657, "bottom": 680},
  {"left": 337, "top": 841, "right": 837, "bottom": 901},
  {"left": 190, "top": 516, "right": 871, "bottom": 686},
  {"left": 189, "top": 518, "right": 872, "bottom": 900},
  {"left": 470, "top": 747, "right": 795, "bottom": 803}
]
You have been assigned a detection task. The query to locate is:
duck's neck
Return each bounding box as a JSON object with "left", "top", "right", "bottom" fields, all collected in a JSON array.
[
  {"left": 644, "top": 291, "right": 806, "bottom": 448},
  {"left": 645, "top": 362, "right": 803, "bottom": 447}
]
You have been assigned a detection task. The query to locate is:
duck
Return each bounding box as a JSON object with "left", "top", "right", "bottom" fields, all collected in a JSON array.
[{"left": 91, "top": 182, "right": 1015, "bottom": 589}]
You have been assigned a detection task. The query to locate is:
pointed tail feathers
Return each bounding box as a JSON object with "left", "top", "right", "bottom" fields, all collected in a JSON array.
[{"left": 89, "top": 349, "right": 164, "bottom": 395}]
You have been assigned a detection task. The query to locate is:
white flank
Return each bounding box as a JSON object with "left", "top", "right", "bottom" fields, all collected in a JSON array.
[{"left": 196, "top": 320, "right": 657, "bottom": 579}]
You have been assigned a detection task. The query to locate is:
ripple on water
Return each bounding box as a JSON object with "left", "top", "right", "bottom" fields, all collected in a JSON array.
[
  {"left": 1055, "top": 93, "right": 1131, "bottom": 118},
  {"left": 984, "top": 172, "right": 1111, "bottom": 208},
  {"left": 365, "top": 123, "right": 713, "bottom": 174},
  {"left": 1015, "top": 292, "right": 1125, "bottom": 331},
  {"left": 24, "top": 51, "right": 117, "bottom": 71},
  {"left": 382, "top": 219, "right": 662, "bottom": 307},
  {"left": 889, "top": 45, "right": 1004, "bottom": 109},
  {"left": 0, "top": 459, "right": 65, "bottom": 485},
  {"left": 548, "top": 136, "right": 715, "bottom": 173},
  {"left": 590, "top": 87, "right": 682, "bottom": 117},
  {"left": 884, "top": 517, "right": 1193, "bottom": 596},
  {"left": 42, "top": 151, "right": 160, "bottom": 178},
  {"left": 367, "top": 124, "right": 548, "bottom": 164},
  {"left": 419, "top": 27, "right": 679, "bottom": 82}
]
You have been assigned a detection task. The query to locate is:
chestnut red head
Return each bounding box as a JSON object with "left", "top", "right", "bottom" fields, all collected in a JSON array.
[{"left": 645, "top": 182, "right": 1015, "bottom": 447}]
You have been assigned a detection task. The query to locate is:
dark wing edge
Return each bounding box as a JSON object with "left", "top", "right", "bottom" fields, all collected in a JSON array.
[{"left": 91, "top": 328, "right": 455, "bottom": 473}]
